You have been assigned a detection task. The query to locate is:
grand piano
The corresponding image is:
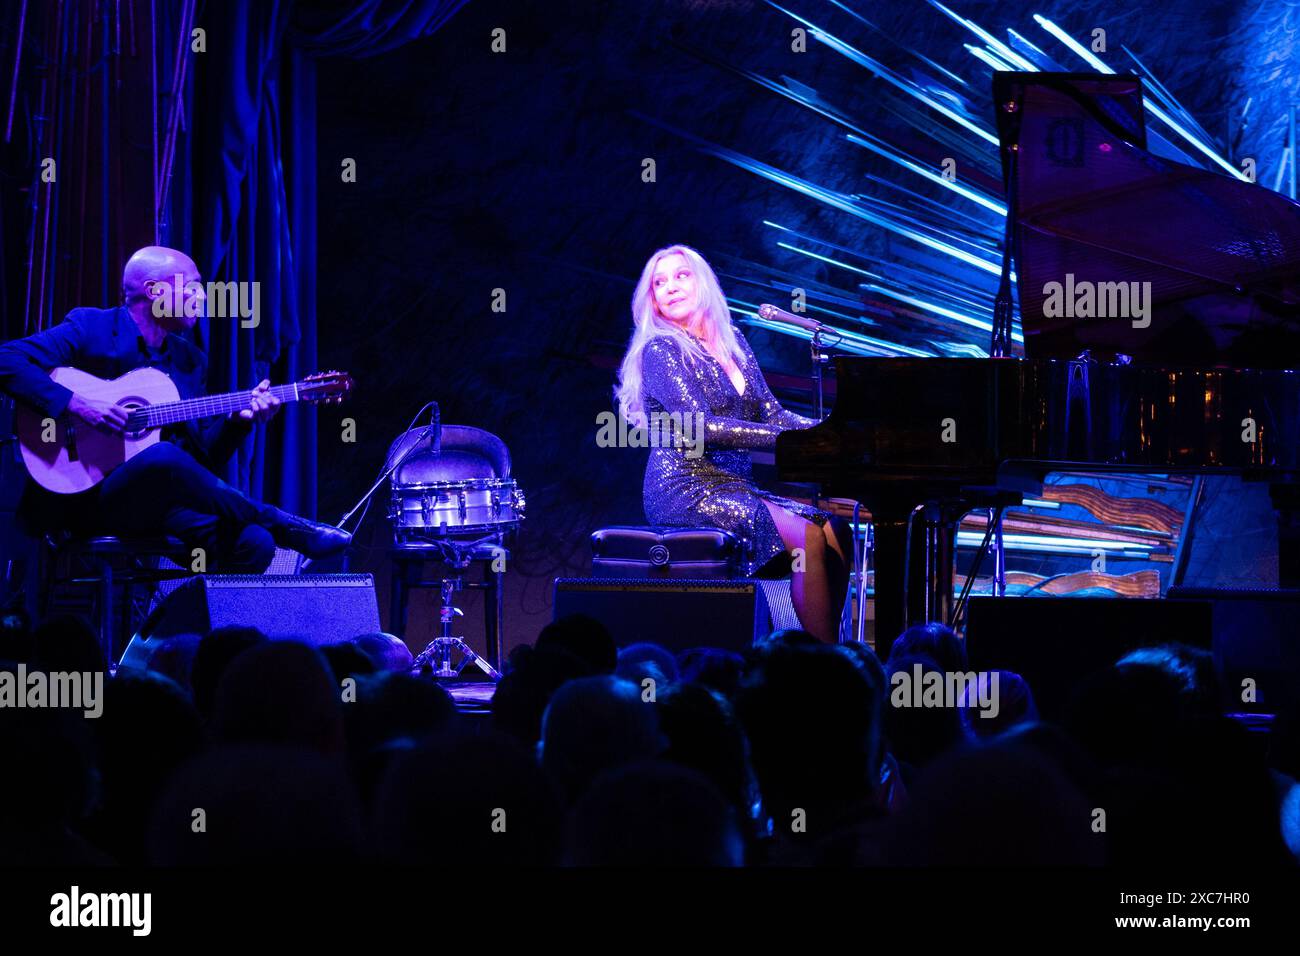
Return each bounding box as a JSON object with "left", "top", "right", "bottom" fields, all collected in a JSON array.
[{"left": 776, "top": 73, "right": 1300, "bottom": 648}]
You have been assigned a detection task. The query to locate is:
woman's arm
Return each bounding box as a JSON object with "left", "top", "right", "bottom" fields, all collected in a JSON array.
[
  {"left": 642, "top": 337, "right": 788, "bottom": 450},
  {"left": 738, "top": 335, "right": 818, "bottom": 430}
]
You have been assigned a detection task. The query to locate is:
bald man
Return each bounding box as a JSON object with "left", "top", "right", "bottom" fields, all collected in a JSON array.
[{"left": 0, "top": 245, "right": 349, "bottom": 572}]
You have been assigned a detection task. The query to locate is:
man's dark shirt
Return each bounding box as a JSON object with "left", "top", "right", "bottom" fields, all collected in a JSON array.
[{"left": 0, "top": 306, "right": 251, "bottom": 527}]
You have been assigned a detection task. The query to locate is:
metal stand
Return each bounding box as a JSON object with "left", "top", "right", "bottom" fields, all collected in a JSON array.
[
  {"left": 810, "top": 327, "right": 829, "bottom": 421},
  {"left": 301, "top": 405, "right": 439, "bottom": 571},
  {"left": 992, "top": 507, "right": 1007, "bottom": 597},
  {"left": 408, "top": 547, "right": 503, "bottom": 681},
  {"left": 809, "top": 327, "right": 831, "bottom": 511},
  {"left": 991, "top": 93, "right": 1020, "bottom": 358},
  {"left": 853, "top": 502, "right": 872, "bottom": 645},
  {"left": 949, "top": 496, "right": 1019, "bottom": 631},
  {"left": 416, "top": 636, "right": 497, "bottom": 679}
]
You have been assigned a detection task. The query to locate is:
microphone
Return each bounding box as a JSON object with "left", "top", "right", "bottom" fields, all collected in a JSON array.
[
  {"left": 757, "top": 303, "right": 824, "bottom": 333},
  {"left": 405, "top": 403, "right": 440, "bottom": 458},
  {"left": 302, "top": 400, "right": 440, "bottom": 573}
]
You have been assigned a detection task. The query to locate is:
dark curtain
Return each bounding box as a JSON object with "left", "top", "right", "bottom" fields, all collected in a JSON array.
[
  {"left": 0, "top": 0, "right": 174, "bottom": 342},
  {"left": 183, "top": 0, "right": 469, "bottom": 515}
]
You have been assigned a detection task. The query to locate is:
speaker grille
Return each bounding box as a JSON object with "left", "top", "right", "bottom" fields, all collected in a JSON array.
[
  {"left": 197, "top": 573, "right": 376, "bottom": 588},
  {"left": 141, "top": 574, "right": 380, "bottom": 643}
]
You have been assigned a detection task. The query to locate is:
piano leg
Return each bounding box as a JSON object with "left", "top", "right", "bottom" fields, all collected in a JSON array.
[
  {"left": 923, "top": 502, "right": 959, "bottom": 627},
  {"left": 867, "top": 509, "right": 914, "bottom": 656},
  {"left": 871, "top": 498, "right": 967, "bottom": 655}
]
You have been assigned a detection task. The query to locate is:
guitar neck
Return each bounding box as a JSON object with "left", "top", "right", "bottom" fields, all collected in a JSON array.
[{"left": 134, "top": 384, "right": 301, "bottom": 428}]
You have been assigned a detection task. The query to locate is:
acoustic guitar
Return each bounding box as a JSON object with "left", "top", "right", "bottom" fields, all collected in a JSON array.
[{"left": 16, "top": 366, "right": 353, "bottom": 494}]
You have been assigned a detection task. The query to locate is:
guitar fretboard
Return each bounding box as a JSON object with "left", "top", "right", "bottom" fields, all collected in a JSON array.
[{"left": 129, "top": 384, "right": 301, "bottom": 428}]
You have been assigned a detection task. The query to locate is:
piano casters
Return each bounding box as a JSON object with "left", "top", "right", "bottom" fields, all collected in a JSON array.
[{"left": 408, "top": 540, "right": 503, "bottom": 681}]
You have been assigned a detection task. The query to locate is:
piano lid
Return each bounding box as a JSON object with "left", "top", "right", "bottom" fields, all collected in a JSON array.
[{"left": 994, "top": 72, "right": 1300, "bottom": 369}]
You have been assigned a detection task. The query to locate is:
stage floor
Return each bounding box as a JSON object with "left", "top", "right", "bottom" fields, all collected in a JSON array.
[{"left": 441, "top": 680, "right": 495, "bottom": 715}]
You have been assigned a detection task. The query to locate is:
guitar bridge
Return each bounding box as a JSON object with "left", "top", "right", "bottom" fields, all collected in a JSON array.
[{"left": 64, "top": 421, "right": 79, "bottom": 462}]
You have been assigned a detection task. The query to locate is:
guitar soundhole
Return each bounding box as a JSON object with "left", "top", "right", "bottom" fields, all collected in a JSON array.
[{"left": 121, "top": 399, "right": 151, "bottom": 441}]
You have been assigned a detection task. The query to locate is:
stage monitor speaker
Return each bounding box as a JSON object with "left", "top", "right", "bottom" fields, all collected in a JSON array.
[
  {"left": 120, "top": 574, "right": 381, "bottom": 670},
  {"left": 552, "top": 577, "right": 773, "bottom": 653},
  {"left": 964, "top": 597, "right": 1212, "bottom": 723},
  {"left": 1168, "top": 587, "right": 1300, "bottom": 713}
]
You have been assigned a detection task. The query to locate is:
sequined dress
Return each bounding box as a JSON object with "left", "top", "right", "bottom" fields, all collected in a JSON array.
[{"left": 640, "top": 331, "right": 830, "bottom": 576}]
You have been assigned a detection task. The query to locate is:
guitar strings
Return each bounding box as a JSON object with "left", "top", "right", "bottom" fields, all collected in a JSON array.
[{"left": 129, "top": 383, "right": 304, "bottom": 427}]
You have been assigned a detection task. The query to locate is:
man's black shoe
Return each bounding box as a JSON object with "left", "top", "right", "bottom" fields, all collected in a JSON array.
[{"left": 268, "top": 510, "right": 352, "bottom": 559}]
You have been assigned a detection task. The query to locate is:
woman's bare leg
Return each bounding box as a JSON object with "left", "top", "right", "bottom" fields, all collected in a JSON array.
[
  {"left": 822, "top": 516, "right": 853, "bottom": 634},
  {"left": 761, "top": 501, "right": 848, "bottom": 642}
]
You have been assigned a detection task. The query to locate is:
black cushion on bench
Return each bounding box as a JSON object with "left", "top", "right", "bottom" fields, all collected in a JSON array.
[{"left": 590, "top": 526, "right": 740, "bottom": 579}]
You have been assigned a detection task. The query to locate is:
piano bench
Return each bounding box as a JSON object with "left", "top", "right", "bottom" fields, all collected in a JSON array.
[{"left": 590, "top": 526, "right": 741, "bottom": 580}]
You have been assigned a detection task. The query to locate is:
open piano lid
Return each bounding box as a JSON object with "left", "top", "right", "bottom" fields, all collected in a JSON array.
[{"left": 995, "top": 72, "right": 1300, "bottom": 369}]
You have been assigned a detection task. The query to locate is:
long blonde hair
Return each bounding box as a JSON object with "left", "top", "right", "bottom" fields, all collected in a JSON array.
[{"left": 615, "top": 244, "right": 745, "bottom": 425}]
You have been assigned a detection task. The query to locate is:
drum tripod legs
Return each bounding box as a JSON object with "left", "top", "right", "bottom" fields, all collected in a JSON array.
[{"left": 410, "top": 575, "right": 502, "bottom": 680}]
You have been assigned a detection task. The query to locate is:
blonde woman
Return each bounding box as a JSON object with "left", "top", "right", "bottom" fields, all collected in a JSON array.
[{"left": 615, "top": 244, "right": 852, "bottom": 642}]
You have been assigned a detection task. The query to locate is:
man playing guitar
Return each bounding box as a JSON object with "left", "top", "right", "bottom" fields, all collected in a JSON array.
[{"left": 0, "top": 245, "right": 350, "bottom": 572}]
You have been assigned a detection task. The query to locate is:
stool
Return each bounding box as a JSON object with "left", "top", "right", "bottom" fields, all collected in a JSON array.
[
  {"left": 588, "top": 526, "right": 806, "bottom": 636},
  {"left": 389, "top": 539, "right": 506, "bottom": 672},
  {"left": 42, "top": 534, "right": 196, "bottom": 666},
  {"left": 590, "top": 526, "right": 742, "bottom": 579},
  {"left": 386, "top": 425, "right": 516, "bottom": 673}
]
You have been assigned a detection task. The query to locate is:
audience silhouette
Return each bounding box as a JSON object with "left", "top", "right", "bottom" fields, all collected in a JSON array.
[{"left": 1, "top": 602, "right": 1294, "bottom": 868}]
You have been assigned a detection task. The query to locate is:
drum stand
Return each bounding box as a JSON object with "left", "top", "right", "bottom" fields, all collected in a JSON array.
[{"left": 408, "top": 541, "right": 503, "bottom": 681}]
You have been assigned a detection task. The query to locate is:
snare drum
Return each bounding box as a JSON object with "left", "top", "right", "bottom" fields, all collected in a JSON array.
[{"left": 390, "top": 477, "right": 525, "bottom": 538}]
